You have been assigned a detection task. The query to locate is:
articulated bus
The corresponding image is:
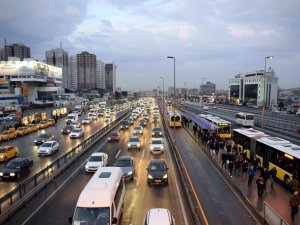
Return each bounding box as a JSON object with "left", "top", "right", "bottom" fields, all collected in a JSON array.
[
  {"left": 200, "top": 114, "right": 231, "bottom": 139},
  {"left": 168, "top": 111, "right": 182, "bottom": 127},
  {"left": 233, "top": 128, "right": 300, "bottom": 185},
  {"left": 235, "top": 112, "right": 255, "bottom": 127}
]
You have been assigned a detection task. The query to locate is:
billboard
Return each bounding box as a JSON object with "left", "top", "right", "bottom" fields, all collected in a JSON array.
[{"left": 0, "top": 61, "right": 62, "bottom": 78}]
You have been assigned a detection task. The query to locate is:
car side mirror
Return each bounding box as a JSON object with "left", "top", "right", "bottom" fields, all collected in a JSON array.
[
  {"left": 112, "top": 217, "right": 118, "bottom": 224},
  {"left": 146, "top": 168, "right": 149, "bottom": 171},
  {"left": 68, "top": 217, "right": 73, "bottom": 224},
  {"left": 167, "top": 167, "right": 169, "bottom": 170}
]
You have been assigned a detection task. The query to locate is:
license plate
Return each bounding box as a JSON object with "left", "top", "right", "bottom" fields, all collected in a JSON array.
[
  {"left": 4, "top": 176, "right": 9, "bottom": 178},
  {"left": 155, "top": 180, "right": 161, "bottom": 183}
]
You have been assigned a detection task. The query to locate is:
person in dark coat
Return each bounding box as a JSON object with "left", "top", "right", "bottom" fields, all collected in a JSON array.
[
  {"left": 289, "top": 191, "right": 300, "bottom": 222},
  {"left": 256, "top": 175, "right": 265, "bottom": 198},
  {"left": 269, "top": 167, "right": 277, "bottom": 189},
  {"left": 221, "top": 152, "right": 228, "bottom": 169},
  {"left": 260, "top": 167, "right": 270, "bottom": 190},
  {"left": 247, "top": 164, "right": 256, "bottom": 187}
]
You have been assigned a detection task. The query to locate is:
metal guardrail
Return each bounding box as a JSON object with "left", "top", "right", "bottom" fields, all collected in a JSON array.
[
  {"left": 0, "top": 109, "right": 130, "bottom": 224},
  {"left": 264, "top": 201, "right": 289, "bottom": 225},
  {"left": 159, "top": 103, "right": 204, "bottom": 225}
]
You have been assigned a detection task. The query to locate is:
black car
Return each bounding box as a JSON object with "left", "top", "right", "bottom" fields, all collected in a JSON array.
[
  {"left": 139, "top": 119, "right": 147, "bottom": 127},
  {"left": 120, "top": 120, "right": 130, "bottom": 129},
  {"left": 0, "top": 158, "right": 33, "bottom": 180},
  {"left": 147, "top": 159, "right": 168, "bottom": 186},
  {"left": 61, "top": 125, "right": 75, "bottom": 134},
  {"left": 34, "top": 133, "right": 55, "bottom": 145},
  {"left": 151, "top": 127, "right": 163, "bottom": 137}
]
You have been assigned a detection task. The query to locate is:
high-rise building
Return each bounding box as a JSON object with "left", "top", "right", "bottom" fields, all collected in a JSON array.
[
  {"left": 5, "top": 43, "right": 31, "bottom": 60},
  {"left": 0, "top": 48, "right": 5, "bottom": 61},
  {"left": 68, "top": 56, "right": 78, "bottom": 91},
  {"left": 45, "top": 48, "right": 69, "bottom": 88},
  {"left": 96, "top": 60, "right": 105, "bottom": 90},
  {"left": 77, "top": 51, "right": 97, "bottom": 90},
  {"left": 200, "top": 81, "right": 216, "bottom": 96},
  {"left": 105, "top": 62, "right": 117, "bottom": 93}
]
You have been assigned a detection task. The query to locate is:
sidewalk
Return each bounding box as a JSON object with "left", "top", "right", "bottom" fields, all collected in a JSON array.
[{"left": 183, "top": 123, "right": 297, "bottom": 225}]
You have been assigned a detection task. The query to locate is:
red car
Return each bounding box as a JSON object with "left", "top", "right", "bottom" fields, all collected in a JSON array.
[{"left": 108, "top": 131, "right": 120, "bottom": 142}]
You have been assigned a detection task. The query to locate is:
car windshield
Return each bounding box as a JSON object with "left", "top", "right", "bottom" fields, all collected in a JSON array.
[
  {"left": 110, "top": 132, "right": 119, "bottom": 136},
  {"left": 149, "top": 162, "right": 166, "bottom": 171},
  {"left": 41, "top": 142, "right": 53, "bottom": 147},
  {"left": 6, "top": 161, "right": 22, "bottom": 169},
  {"left": 129, "top": 138, "right": 139, "bottom": 142},
  {"left": 152, "top": 140, "right": 162, "bottom": 144},
  {"left": 116, "top": 159, "right": 132, "bottom": 167},
  {"left": 74, "top": 207, "right": 110, "bottom": 225},
  {"left": 89, "top": 155, "right": 103, "bottom": 162},
  {"left": 135, "top": 127, "right": 142, "bottom": 130},
  {"left": 73, "top": 129, "right": 81, "bottom": 133},
  {"left": 65, "top": 126, "right": 73, "bottom": 130},
  {"left": 153, "top": 128, "right": 161, "bottom": 132},
  {"left": 122, "top": 121, "right": 129, "bottom": 125},
  {"left": 0, "top": 148, "right": 6, "bottom": 153}
]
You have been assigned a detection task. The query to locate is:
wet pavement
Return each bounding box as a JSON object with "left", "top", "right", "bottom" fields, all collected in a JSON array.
[{"left": 183, "top": 123, "right": 298, "bottom": 225}]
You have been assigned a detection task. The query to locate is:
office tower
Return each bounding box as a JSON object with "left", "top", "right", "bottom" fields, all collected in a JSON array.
[
  {"left": 96, "top": 60, "right": 105, "bottom": 90},
  {"left": 5, "top": 43, "right": 31, "bottom": 60},
  {"left": 76, "top": 52, "right": 97, "bottom": 90},
  {"left": 68, "top": 56, "right": 78, "bottom": 91},
  {"left": 45, "top": 47, "right": 69, "bottom": 88},
  {"left": 105, "top": 61, "right": 117, "bottom": 93}
]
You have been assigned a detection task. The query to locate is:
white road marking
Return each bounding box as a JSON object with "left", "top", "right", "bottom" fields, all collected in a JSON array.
[
  {"left": 115, "top": 149, "right": 121, "bottom": 159},
  {"left": 136, "top": 149, "right": 145, "bottom": 186}
]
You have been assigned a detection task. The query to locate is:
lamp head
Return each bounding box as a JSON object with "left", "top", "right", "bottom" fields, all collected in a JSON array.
[{"left": 167, "top": 56, "right": 174, "bottom": 59}]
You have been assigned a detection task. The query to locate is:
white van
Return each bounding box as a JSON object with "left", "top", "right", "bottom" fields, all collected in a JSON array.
[
  {"left": 66, "top": 113, "right": 79, "bottom": 124},
  {"left": 70, "top": 167, "right": 125, "bottom": 225}
]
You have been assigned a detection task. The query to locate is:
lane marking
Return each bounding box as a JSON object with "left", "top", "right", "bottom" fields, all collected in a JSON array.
[
  {"left": 115, "top": 149, "right": 121, "bottom": 159},
  {"left": 136, "top": 148, "right": 145, "bottom": 187},
  {"left": 21, "top": 141, "right": 107, "bottom": 225}
]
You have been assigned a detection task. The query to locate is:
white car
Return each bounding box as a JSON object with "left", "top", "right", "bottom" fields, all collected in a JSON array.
[
  {"left": 71, "top": 121, "right": 81, "bottom": 128},
  {"left": 104, "top": 115, "right": 111, "bottom": 122},
  {"left": 150, "top": 138, "right": 164, "bottom": 154},
  {"left": 38, "top": 141, "right": 59, "bottom": 156},
  {"left": 70, "top": 128, "right": 84, "bottom": 139},
  {"left": 133, "top": 126, "right": 143, "bottom": 135},
  {"left": 128, "top": 135, "right": 141, "bottom": 150},
  {"left": 143, "top": 208, "right": 175, "bottom": 225},
  {"left": 88, "top": 113, "right": 98, "bottom": 121},
  {"left": 82, "top": 118, "right": 92, "bottom": 125},
  {"left": 85, "top": 152, "right": 108, "bottom": 172}
]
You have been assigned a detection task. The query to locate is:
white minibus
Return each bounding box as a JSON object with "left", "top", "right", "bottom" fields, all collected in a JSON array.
[
  {"left": 235, "top": 112, "right": 255, "bottom": 127},
  {"left": 70, "top": 167, "right": 125, "bottom": 225}
]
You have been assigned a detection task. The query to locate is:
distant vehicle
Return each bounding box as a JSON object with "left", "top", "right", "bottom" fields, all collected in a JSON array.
[
  {"left": 104, "top": 115, "right": 111, "bottom": 122},
  {"left": 0, "top": 146, "right": 18, "bottom": 162},
  {"left": 150, "top": 138, "right": 164, "bottom": 154},
  {"left": 38, "top": 120, "right": 50, "bottom": 129},
  {"left": 0, "top": 129, "right": 17, "bottom": 141},
  {"left": 151, "top": 127, "right": 163, "bottom": 137},
  {"left": 0, "top": 158, "right": 33, "bottom": 180},
  {"left": 88, "top": 112, "right": 97, "bottom": 121},
  {"left": 27, "top": 124, "right": 39, "bottom": 133},
  {"left": 61, "top": 125, "right": 75, "bottom": 134},
  {"left": 147, "top": 159, "right": 168, "bottom": 186},
  {"left": 108, "top": 131, "right": 120, "bottom": 142},
  {"left": 66, "top": 113, "right": 79, "bottom": 125},
  {"left": 139, "top": 119, "right": 147, "bottom": 127},
  {"left": 38, "top": 141, "right": 59, "bottom": 156},
  {"left": 70, "top": 167, "right": 125, "bottom": 225},
  {"left": 34, "top": 133, "right": 55, "bottom": 145},
  {"left": 70, "top": 128, "right": 84, "bottom": 139},
  {"left": 287, "top": 105, "right": 300, "bottom": 114},
  {"left": 235, "top": 112, "right": 255, "bottom": 127},
  {"left": 85, "top": 152, "right": 108, "bottom": 172},
  {"left": 115, "top": 156, "right": 135, "bottom": 181},
  {"left": 47, "top": 119, "right": 56, "bottom": 126},
  {"left": 133, "top": 126, "right": 143, "bottom": 135},
  {"left": 128, "top": 135, "right": 141, "bottom": 150},
  {"left": 120, "top": 120, "right": 130, "bottom": 129},
  {"left": 72, "top": 110, "right": 82, "bottom": 116},
  {"left": 81, "top": 118, "right": 92, "bottom": 125},
  {"left": 143, "top": 208, "right": 175, "bottom": 225},
  {"left": 168, "top": 111, "right": 182, "bottom": 127},
  {"left": 70, "top": 120, "right": 81, "bottom": 128}
]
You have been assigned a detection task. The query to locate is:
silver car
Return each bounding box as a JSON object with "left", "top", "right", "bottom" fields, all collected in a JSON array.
[{"left": 115, "top": 156, "right": 135, "bottom": 181}]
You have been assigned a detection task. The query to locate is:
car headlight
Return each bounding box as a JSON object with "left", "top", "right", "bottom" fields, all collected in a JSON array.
[
  {"left": 163, "top": 174, "right": 168, "bottom": 179},
  {"left": 160, "top": 132, "right": 162, "bottom": 135},
  {"left": 150, "top": 146, "right": 153, "bottom": 150},
  {"left": 34, "top": 140, "right": 37, "bottom": 142},
  {"left": 137, "top": 143, "right": 140, "bottom": 147},
  {"left": 128, "top": 144, "right": 131, "bottom": 147},
  {"left": 127, "top": 171, "right": 133, "bottom": 175},
  {"left": 61, "top": 130, "right": 63, "bottom": 132},
  {"left": 85, "top": 165, "right": 89, "bottom": 169},
  {"left": 10, "top": 173, "right": 15, "bottom": 177},
  {"left": 108, "top": 137, "right": 111, "bottom": 140},
  {"left": 0, "top": 172, "right": 3, "bottom": 176},
  {"left": 152, "top": 132, "right": 154, "bottom": 135},
  {"left": 148, "top": 174, "right": 153, "bottom": 179},
  {"left": 0, "top": 155, "right": 3, "bottom": 158}
]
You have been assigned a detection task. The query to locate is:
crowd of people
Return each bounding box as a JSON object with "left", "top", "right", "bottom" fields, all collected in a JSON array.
[{"left": 182, "top": 115, "right": 300, "bottom": 222}]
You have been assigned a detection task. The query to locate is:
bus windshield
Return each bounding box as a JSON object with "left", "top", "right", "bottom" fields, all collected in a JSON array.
[
  {"left": 73, "top": 207, "right": 110, "bottom": 225},
  {"left": 245, "top": 114, "right": 254, "bottom": 120}
]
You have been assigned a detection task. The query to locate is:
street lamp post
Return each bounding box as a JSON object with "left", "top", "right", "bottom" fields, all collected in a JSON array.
[
  {"left": 262, "top": 56, "right": 273, "bottom": 128},
  {"left": 201, "top": 77, "right": 206, "bottom": 103},
  {"left": 167, "top": 56, "right": 176, "bottom": 145},
  {"left": 160, "top": 76, "right": 165, "bottom": 118}
]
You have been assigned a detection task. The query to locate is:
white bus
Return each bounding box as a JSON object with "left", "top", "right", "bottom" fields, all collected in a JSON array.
[
  {"left": 235, "top": 112, "right": 255, "bottom": 127},
  {"left": 71, "top": 167, "right": 125, "bottom": 225}
]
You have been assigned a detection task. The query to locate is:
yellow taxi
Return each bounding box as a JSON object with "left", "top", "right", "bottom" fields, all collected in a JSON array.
[
  {"left": 16, "top": 126, "right": 30, "bottom": 136},
  {"left": 47, "top": 119, "right": 56, "bottom": 126},
  {"left": 38, "top": 120, "right": 49, "bottom": 129},
  {"left": 27, "top": 124, "right": 39, "bottom": 133},
  {"left": 0, "top": 129, "right": 17, "bottom": 141},
  {"left": 0, "top": 146, "right": 18, "bottom": 162}
]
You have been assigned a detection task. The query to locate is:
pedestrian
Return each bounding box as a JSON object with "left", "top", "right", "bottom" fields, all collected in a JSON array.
[
  {"left": 256, "top": 175, "right": 265, "bottom": 198},
  {"left": 209, "top": 139, "right": 215, "bottom": 158},
  {"left": 193, "top": 124, "right": 197, "bottom": 135},
  {"left": 221, "top": 152, "right": 228, "bottom": 169},
  {"left": 242, "top": 159, "right": 249, "bottom": 178},
  {"left": 247, "top": 164, "right": 255, "bottom": 187},
  {"left": 260, "top": 167, "right": 270, "bottom": 190},
  {"left": 290, "top": 176, "right": 299, "bottom": 194},
  {"left": 252, "top": 156, "right": 260, "bottom": 172},
  {"left": 269, "top": 167, "right": 277, "bottom": 189},
  {"left": 228, "top": 153, "right": 234, "bottom": 177},
  {"left": 289, "top": 191, "right": 300, "bottom": 222}
]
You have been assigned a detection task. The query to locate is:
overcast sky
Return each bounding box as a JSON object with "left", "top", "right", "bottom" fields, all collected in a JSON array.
[{"left": 1, "top": 0, "right": 299, "bottom": 91}]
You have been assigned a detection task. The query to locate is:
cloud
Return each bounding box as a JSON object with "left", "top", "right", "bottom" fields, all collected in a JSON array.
[
  {"left": 261, "top": 29, "right": 280, "bottom": 37},
  {"left": 228, "top": 26, "right": 256, "bottom": 38}
]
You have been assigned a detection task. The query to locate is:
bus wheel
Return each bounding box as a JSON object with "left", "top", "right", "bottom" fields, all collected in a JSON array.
[{"left": 284, "top": 175, "right": 291, "bottom": 186}]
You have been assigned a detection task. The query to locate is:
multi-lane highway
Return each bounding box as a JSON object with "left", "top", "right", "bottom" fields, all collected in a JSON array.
[{"left": 3, "top": 100, "right": 297, "bottom": 225}]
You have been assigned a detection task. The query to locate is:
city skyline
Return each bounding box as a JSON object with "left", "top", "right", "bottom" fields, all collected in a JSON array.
[{"left": 1, "top": 0, "right": 299, "bottom": 91}]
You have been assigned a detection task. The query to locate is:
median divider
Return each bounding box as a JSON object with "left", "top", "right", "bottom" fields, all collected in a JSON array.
[{"left": 0, "top": 109, "right": 131, "bottom": 224}]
